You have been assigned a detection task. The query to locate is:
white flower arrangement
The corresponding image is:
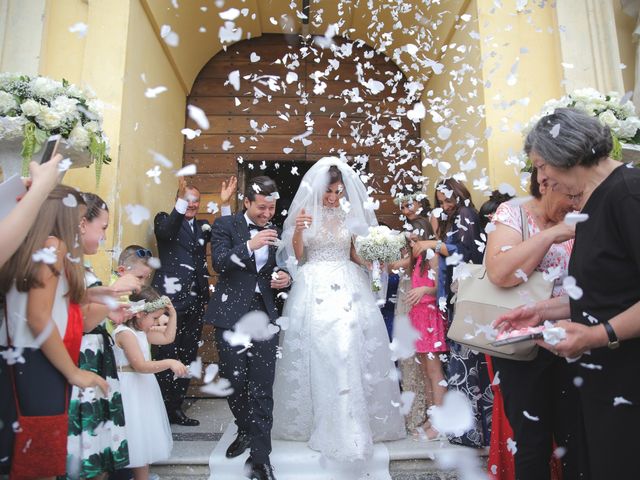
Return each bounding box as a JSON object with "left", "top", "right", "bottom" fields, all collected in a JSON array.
[
  {"left": 0, "top": 72, "right": 111, "bottom": 180},
  {"left": 355, "top": 225, "right": 406, "bottom": 292},
  {"left": 523, "top": 88, "right": 640, "bottom": 159}
]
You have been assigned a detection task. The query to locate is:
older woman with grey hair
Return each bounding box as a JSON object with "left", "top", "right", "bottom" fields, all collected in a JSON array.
[{"left": 495, "top": 107, "right": 640, "bottom": 478}]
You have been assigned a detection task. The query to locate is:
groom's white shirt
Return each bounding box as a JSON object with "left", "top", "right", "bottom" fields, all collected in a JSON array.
[{"left": 244, "top": 212, "right": 268, "bottom": 293}]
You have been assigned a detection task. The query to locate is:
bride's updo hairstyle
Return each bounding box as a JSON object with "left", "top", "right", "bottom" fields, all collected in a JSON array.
[{"left": 328, "top": 165, "right": 343, "bottom": 185}]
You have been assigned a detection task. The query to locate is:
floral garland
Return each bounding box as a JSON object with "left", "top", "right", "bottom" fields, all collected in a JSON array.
[
  {"left": 129, "top": 296, "right": 171, "bottom": 314},
  {"left": 0, "top": 72, "right": 111, "bottom": 181},
  {"left": 393, "top": 192, "right": 427, "bottom": 206}
]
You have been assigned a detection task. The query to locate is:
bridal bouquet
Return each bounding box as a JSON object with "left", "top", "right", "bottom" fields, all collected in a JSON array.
[
  {"left": 355, "top": 226, "right": 406, "bottom": 294},
  {"left": 0, "top": 72, "right": 111, "bottom": 180}
]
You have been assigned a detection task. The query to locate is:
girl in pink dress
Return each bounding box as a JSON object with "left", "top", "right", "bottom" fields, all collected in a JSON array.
[{"left": 405, "top": 217, "right": 448, "bottom": 440}]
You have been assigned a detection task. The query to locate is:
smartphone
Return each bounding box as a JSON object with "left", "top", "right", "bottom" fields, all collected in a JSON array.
[
  {"left": 491, "top": 332, "right": 543, "bottom": 347},
  {"left": 40, "top": 134, "right": 61, "bottom": 164}
]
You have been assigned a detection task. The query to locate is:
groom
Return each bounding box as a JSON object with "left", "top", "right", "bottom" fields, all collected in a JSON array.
[{"left": 205, "top": 176, "right": 291, "bottom": 480}]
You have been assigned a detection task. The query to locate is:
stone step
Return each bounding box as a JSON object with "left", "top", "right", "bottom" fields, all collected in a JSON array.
[
  {"left": 152, "top": 461, "right": 460, "bottom": 480},
  {"left": 150, "top": 399, "right": 486, "bottom": 480}
]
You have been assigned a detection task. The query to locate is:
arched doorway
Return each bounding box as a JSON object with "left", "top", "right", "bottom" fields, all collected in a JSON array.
[
  {"left": 185, "top": 33, "right": 422, "bottom": 394},
  {"left": 184, "top": 33, "right": 422, "bottom": 227}
]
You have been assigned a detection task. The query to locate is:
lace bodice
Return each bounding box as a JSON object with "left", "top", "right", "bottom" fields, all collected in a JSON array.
[{"left": 306, "top": 207, "right": 352, "bottom": 263}]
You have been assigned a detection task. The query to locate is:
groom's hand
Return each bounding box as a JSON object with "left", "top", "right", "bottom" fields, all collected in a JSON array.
[
  {"left": 248, "top": 229, "right": 279, "bottom": 251},
  {"left": 271, "top": 270, "right": 291, "bottom": 289}
]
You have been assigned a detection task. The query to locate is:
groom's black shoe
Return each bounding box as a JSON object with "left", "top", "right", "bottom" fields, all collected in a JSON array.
[
  {"left": 226, "top": 431, "right": 251, "bottom": 458},
  {"left": 244, "top": 457, "right": 277, "bottom": 480},
  {"left": 168, "top": 409, "right": 199, "bottom": 426}
]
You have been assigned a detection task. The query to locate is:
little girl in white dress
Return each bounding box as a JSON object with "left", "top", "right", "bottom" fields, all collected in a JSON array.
[{"left": 112, "top": 287, "right": 188, "bottom": 480}]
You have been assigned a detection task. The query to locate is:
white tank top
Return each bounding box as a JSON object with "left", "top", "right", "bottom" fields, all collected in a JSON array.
[{"left": 0, "top": 270, "right": 69, "bottom": 348}]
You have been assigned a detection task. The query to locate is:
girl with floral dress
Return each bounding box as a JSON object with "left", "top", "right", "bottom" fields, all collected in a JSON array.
[
  {"left": 113, "top": 287, "right": 187, "bottom": 480},
  {"left": 405, "top": 217, "right": 448, "bottom": 441},
  {"left": 65, "top": 193, "right": 141, "bottom": 479}
]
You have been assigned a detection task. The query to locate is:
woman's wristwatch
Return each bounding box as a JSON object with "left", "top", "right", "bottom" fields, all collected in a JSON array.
[{"left": 603, "top": 320, "right": 620, "bottom": 349}]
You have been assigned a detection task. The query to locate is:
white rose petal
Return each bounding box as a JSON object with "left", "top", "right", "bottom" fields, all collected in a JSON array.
[
  {"left": 187, "top": 104, "right": 209, "bottom": 130},
  {"left": 32, "top": 246, "right": 58, "bottom": 264},
  {"left": 125, "top": 204, "right": 150, "bottom": 225}
]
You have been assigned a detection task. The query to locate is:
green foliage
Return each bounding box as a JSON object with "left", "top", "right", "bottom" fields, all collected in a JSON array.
[{"left": 19, "top": 122, "right": 47, "bottom": 175}]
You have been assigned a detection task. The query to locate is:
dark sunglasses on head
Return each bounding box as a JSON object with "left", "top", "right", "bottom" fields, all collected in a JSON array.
[{"left": 135, "top": 248, "right": 152, "bottom": 258}]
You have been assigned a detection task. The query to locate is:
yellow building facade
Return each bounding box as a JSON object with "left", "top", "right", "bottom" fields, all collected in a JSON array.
[{"left": 0, "top": 0, "right": 635, "bottom": 278}]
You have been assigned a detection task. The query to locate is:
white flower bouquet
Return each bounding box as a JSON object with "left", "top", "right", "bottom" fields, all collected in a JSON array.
[
  {"left": 523, "top": 88, "right": 640, "bottom": 161},
  {"left": 355, "top": 225, "right": 406, "bottom": 295},
  {"left": 0, "top": 72, "right": 111, "bottom": 181}
]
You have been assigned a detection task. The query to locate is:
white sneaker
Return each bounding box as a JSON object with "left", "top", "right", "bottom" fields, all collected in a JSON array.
[{"left": 149, "top": 473, "right": 160, "bottom": 480}]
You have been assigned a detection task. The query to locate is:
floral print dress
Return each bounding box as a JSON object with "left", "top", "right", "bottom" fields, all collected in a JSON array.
[{"left": 62, "top": 268, "right": 129, "bottom": 479}]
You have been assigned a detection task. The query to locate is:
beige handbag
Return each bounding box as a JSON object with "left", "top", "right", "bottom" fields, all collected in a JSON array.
[{"left": 446, "top": 206, "right": 554, "bottom": 361}]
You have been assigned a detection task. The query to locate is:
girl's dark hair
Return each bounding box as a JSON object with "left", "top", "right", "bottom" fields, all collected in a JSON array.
[
  {"left": 328, "top": 165, "right": 343, "bottom": 185},
  {"left": 127, "top": 286, "right": 163, "bottom": 331},
  {"left": 81, "top": 192, "right": 108, "bottom": 221},
  {"left": 478, "top": 190, "right": 514, "bottom": 231},
  {"left": 433, "top": 178, "right": 476, "bottom": 240},
  {"left": 409, "top": 217, "right": 435, "bottom": 276}
]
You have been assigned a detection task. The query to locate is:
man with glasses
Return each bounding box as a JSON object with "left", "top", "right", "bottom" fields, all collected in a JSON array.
[{"left": 152, "top": 176, "right": 237, "bottom": 425}]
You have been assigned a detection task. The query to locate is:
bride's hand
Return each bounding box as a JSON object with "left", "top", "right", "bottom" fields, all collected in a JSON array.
[{"left": 295, "top": 208, "right": 313, "bottom": 232}]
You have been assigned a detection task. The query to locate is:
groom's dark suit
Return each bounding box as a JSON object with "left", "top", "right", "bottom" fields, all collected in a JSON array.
[{"left": 204, "top": 211, "right": 282, "bottom": 464}]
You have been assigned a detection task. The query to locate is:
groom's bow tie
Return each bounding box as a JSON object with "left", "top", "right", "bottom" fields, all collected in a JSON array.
[{"left": 248, "top": 223, "right": 266, "bottom": 231}]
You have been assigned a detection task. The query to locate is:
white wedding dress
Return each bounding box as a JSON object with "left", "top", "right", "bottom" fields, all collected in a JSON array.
[{"left": 272, "top": 206, "right": 406, "bottom": 462}]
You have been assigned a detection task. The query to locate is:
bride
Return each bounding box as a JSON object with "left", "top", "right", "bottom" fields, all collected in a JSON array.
[{"left": 272, "top": 157, "right": 406, "bottom": 462}]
